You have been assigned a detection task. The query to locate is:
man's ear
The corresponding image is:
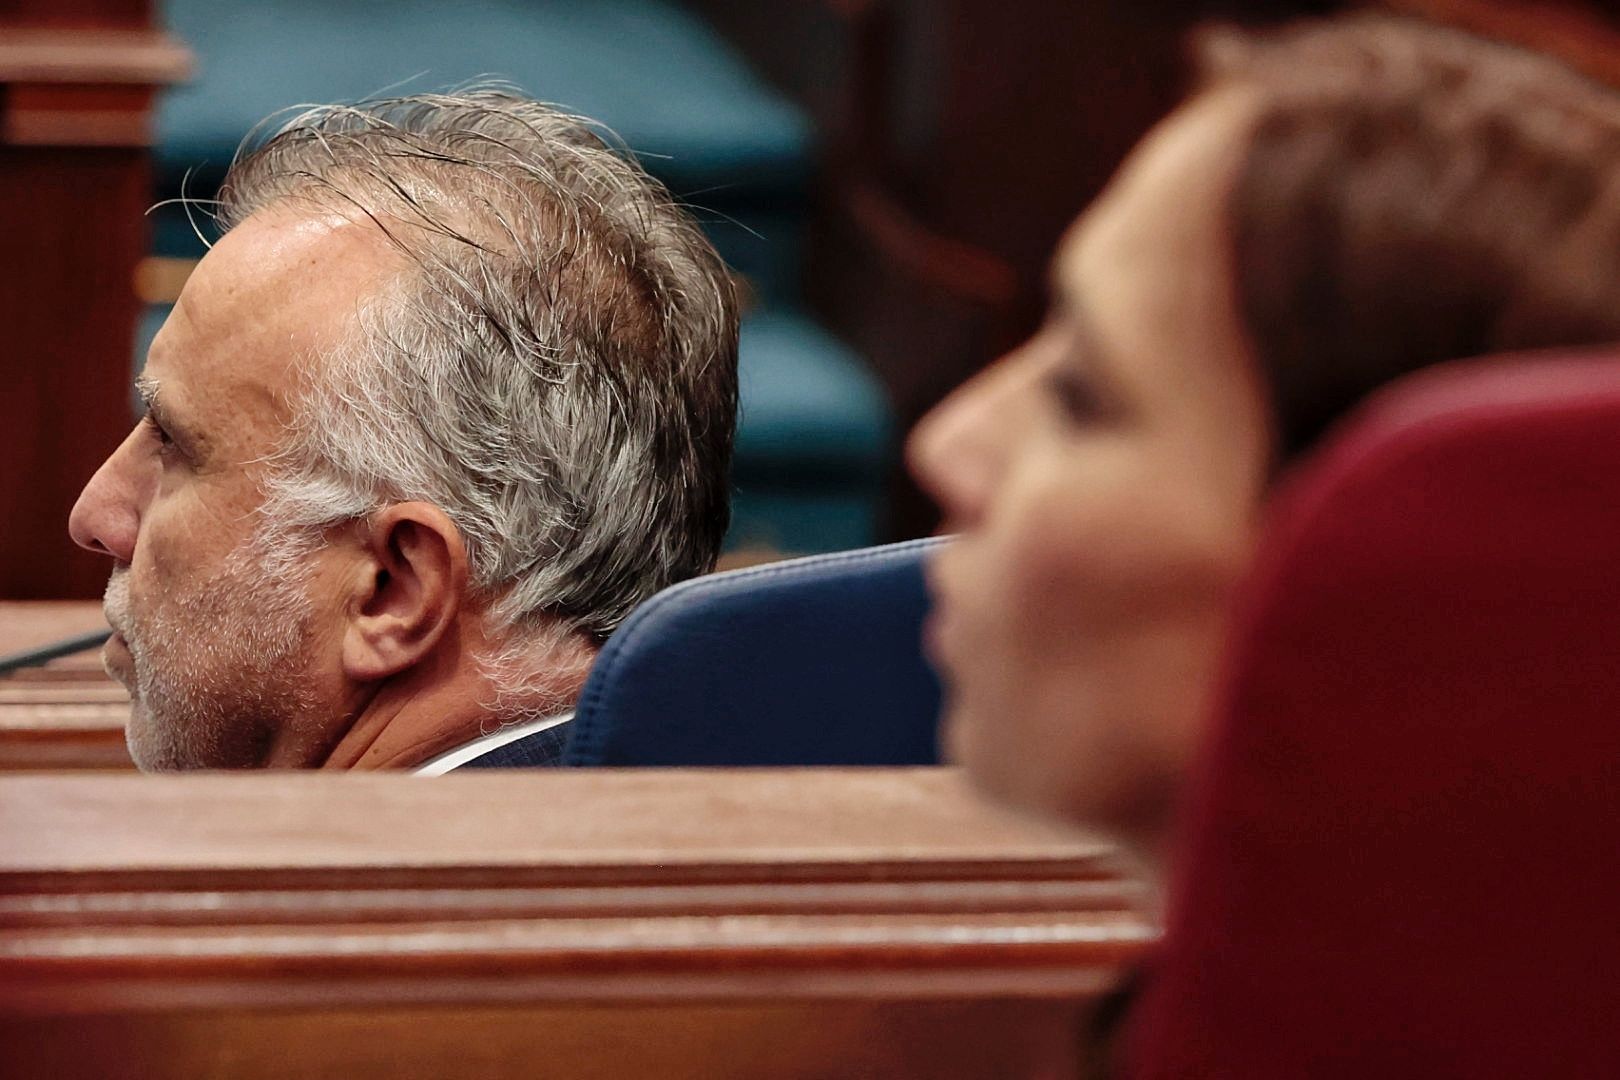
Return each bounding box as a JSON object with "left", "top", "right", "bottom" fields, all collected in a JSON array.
[{"left": 341, "top": 501, "right": 470, "bottom": 683}]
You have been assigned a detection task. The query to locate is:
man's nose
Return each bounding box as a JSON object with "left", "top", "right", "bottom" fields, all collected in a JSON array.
[
  {"left": 906, "top": 361, "right": 1018, "bottom": 531},
  {"left": 68, "top": 428, "right": 145, "bottom": 563}
]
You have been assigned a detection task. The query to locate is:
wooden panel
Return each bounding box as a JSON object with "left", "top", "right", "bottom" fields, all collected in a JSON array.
[
  {"left": 0, "top": 28, "right": 191, "bottom": 86},
  {"left": 0, "top": 9, "right": 189, "bottom": 600},
  {"left": 0, "top": 769, "right": 1154, "bottom": 1077},
  {"left": 0, "top": 599, "right": 111, "bottom": 652},
  {"left": 0, "top": 146, "right": 148, "bottom": 599},
  {"left": 0, "top": 601, "right": 130, "bottom": 769},
  {"left": 0, "top": 1, "right": 154, "bottom": 31},
  {"left": 5, "top": 1001, "right": 1091, "bottom": 1080},
  {"left": 2, "top": 83, "right": 157, "bottom": 146},
  {"left": 0, "top": 695, "right": 129, "bottom": 770},
  {"left": 0, "top": 769, "right": 1136, "bottom": 878}
]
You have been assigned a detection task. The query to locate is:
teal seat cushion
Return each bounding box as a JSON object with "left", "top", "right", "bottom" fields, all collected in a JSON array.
[
  {"left": 735, "top": 310, "right": 891, "bottom": 481},
  {"left": 727, "top": 485, "right": 884, "bottom": 555},
  {"left": 156, "top": 0, "right": 811, "bottom": 199}
]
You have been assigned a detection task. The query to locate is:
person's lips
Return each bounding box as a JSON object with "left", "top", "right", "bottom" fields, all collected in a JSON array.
[
  {"left": 101, "top": 574, "right": 132, "bottom": 638},
  {"left": 101, "top": 631, "right": 132, "bottom": 686}
]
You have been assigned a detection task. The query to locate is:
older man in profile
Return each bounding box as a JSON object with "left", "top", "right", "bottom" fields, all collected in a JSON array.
[{"left": 67, "top": 92, "right": 738, "bottom": 773}]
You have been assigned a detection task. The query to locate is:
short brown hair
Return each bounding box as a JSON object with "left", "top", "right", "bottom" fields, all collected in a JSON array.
[{"left": 1203, "top": 16, "right": 1620, "bottom": 461}]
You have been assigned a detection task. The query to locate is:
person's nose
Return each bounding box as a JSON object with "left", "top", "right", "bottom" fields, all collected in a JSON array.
[
  {"left": 907, "top": 356, "right": 1025, "bottom": 531},
  {"left": 68, "top": 427, "right": 147, "bottom": 564}
]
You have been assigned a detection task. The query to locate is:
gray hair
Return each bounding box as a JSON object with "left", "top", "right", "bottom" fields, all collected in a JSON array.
[{"left": 214, "top": 91, "right": 738, "bottom": 695}]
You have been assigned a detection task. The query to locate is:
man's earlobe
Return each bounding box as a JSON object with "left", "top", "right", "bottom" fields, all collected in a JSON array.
[{"left": 341, "top": 502, "right": 470, "bottom": 682}]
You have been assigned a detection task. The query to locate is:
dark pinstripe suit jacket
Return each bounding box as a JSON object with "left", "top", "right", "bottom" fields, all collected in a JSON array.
[{"left": 451, "top": 719, "right": 573, "bottom": 770}]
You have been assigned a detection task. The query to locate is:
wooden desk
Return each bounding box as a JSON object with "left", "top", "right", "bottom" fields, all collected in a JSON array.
[
  {"left": 0, "top": 601, "right": 129, "bottom": 770},
  {"left": 0, "top": 768, "right": 1154, "bottom": 1078}
]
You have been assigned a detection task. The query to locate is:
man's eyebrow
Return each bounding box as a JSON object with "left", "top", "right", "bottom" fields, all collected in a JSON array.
[{"left": 133, "top": 373, "right": 203, "bottom": 452}]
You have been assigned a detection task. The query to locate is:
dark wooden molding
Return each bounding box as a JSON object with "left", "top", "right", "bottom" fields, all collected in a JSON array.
[
  {"left": 2, "top": 8, "right": 185, "bottom": 598},
  {"left": 0, "top": 615, "right": 1151, "bottom": 1076},
  {"left": 0, "top": 699, "right": 130, "bottom": 771},
  {"left": 0, "top": 605, "right": 130, "bottom": 772},
  {"left": 0, "top": 770, "right": 1135, "bottom": 883},
  {"left": 0, "top": 28, "right": 190, "bottom": 85},
  {"left": 0, "top": 29, "right": 191, "bottom": 149},
  {"left": 0, "top": 0, "right": 155, "bottom": 28},
  {"left": 0, "top": 770, "right": 1152, "bottom": 1028}
]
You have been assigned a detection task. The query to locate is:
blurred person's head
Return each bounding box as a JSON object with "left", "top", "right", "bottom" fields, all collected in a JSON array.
[
  {"left": 70, "top": 91, "right": 738, "bottom": 771},
  {"left": 910, "top": 17, "right": 1620, "bottom": 856}
]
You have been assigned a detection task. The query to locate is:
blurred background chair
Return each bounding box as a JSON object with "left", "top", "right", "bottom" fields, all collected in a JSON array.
[
  {"left": 551, "top": 536, "right": 946, "bottom": 767},
  {"left": 1124, "top": 351, "right": 1620, "bottom": 1078}
]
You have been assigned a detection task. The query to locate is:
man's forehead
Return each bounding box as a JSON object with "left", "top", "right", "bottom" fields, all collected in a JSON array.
[{"left": 143, "top": 210, "right": 397, "bottom": 430}]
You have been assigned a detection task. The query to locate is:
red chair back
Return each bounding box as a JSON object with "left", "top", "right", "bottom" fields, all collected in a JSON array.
[{"left": 1126, "top": 352, "right": 1620, "bottom": 1078}]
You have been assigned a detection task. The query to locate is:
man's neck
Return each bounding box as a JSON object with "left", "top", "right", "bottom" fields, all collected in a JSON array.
[{"left": 312, "top": 634, "right": 595, "bottom": 771}]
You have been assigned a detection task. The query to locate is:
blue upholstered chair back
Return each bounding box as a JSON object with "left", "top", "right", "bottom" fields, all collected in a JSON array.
[{"left": 564, "top": 537, "right": 947, "bottom": 767}]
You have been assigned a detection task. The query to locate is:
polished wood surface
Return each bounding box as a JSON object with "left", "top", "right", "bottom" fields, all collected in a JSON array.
[
  {"left": 8, "top": 1002, "right": 1099, "bottom": 1080},
  {"left": 0, "top": 0, "right": 156, "bottom": 29},
  {"left": 0, "top": 612, "right": 1153, "bottom": 1073},
  {"left": 0, "top": 28, "right": 190, "bottom": 86},
  {"left": 0, "top": 768, "right": 1153, "bottom": 1078},
  {"left": 0, "top": 599, "right": 112, "bottom": 654},
  {"left": 0, "top": 601, "right": 129, "bottom": 769},
  {"left": 0, "top": 686, "right": 129, "bottom": 770}
]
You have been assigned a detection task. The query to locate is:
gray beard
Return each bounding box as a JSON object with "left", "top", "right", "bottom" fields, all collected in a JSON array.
[{"left": 106, "top": 535, "right": 323, "bottom": 771}]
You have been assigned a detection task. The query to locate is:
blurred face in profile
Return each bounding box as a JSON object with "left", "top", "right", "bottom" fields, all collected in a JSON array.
[{"left": 908, "top": 87, "right": 1272, "bottom": 846}]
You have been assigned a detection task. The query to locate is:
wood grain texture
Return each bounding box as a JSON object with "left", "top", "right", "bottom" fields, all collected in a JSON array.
[
  {"left": 0, "top": 146, "right": 148, "bottom": 599},
  {"left": 0, "top": 769, "right": 1151, "bottom": 1077},
  {"left": 0, "top": 0, "right": 154, "bottom": 30},
  {"left": 0, "top": 600, "right": 112, "bottom": 654},
  {"left": 2, "top": 5, "right": 185, "bottom": 599},
  {"left": 0, "top": 769, "right": 1128, "bottom": 876},
  {"left": 0, "top": 28, "right": 190, "bottom": 85},
  {"left": 0, "top": 602, "right": 130, "bottom": 769},
  {"left": 4, "top": 999, "right": 1092, "bottom": 1080}
]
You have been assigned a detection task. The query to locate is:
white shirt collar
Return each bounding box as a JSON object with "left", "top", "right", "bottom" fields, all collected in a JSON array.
[{"left": 411, "top": 710, "right": 575, "bottom": 776}]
